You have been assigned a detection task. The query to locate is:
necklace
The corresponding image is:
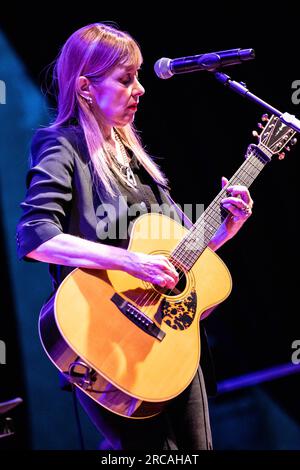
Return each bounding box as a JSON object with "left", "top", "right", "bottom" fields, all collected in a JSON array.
[{"left": 107, "top": 131, "right": 137, "bottom": 189}]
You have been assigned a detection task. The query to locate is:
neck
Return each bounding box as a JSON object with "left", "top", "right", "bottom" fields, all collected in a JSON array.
[
  {"left": 103, "top": 129, "right": 118, "bottom": 154},
  {"left": 100, "top": 123, "right": 114, "bottom": 142},
  {"left": 104, "top": 130, "right": 129, "bottom": 167}
]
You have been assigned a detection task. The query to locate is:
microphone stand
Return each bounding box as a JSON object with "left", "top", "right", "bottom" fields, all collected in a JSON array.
[{"left": 214, "top": 72, "right": 300, "bottom": 133}]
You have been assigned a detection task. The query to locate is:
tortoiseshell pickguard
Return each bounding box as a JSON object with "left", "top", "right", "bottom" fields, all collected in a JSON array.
[{"left": 160, "top": 289, "right": 197, "bottom": 330}]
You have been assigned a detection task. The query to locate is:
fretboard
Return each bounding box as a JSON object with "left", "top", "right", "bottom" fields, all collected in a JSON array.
[{"left": 170, "top": 144, "right": 272, "bottom": 271}]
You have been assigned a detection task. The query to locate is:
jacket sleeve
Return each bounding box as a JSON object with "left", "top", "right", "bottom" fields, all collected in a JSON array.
[{"left": 16, "top": 128, "right": 75, "bottom": 260}]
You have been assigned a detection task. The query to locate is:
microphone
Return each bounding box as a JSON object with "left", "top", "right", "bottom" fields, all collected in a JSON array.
[{"left": 154, "top": 48, "right": 255, "bottom": 79}]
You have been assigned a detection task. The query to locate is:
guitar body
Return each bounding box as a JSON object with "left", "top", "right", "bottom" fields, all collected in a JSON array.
[{"left": 39, "top": 213, "right": 232, "bottom": 418}]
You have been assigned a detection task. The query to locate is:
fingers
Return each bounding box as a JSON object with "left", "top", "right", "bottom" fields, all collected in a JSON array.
[
  {"left": 225, "top": 186, "right": 253, "bottom": 206},
  {"left": 221, "top": 176, "right": 253, "bottom": 206},
  {"left": 149, "top": 255, "right": 179, "bottom": 288},
  {"left": 221, "top": 196, "right": 250, "bottom": 209},
  {"left": 221, "top": 176, "right": 229, "bottom": 189},
  {"left": 226, "top": 188, "right": 253, "bottom": 207},
  {"left": 130, "top": 252, "right": 180, "bottom": 289},
  {"left": 221, "top": 196, "right": 253, "bottom": 219},
  {"left": 221, "top": 201, "right": 252, "bottom": 219},
  {"left": 155, "top": 255, "right": 178, "bottom": 277},
  {"left": 152, "top": 273, "right": 178, "bottom": 288},
  {"left": 221, "top": 177, "right": 253, "bottom": 219}
]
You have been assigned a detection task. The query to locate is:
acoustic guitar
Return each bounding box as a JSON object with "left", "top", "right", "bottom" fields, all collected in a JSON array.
[{"left": 39, "top": 115, "right": 296, "bottom": 418}]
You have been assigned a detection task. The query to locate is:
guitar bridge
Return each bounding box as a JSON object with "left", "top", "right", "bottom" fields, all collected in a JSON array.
[{"left": 111, "top": 293, "right": 165, "bottom": 341}]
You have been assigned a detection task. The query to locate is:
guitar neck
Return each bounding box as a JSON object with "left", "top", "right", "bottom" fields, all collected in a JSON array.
[{"left": 170, "top": 144, "right": 272, "bottom": 271}]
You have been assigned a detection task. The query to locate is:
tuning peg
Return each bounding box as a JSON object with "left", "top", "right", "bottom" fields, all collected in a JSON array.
[
  {"left": 261, "top": 113, "right": 269, "bottom": 121},
  {"left": 290, "top": 138, "right": 297, "bottom": 146},
  {"left": 286, "top": 146, "right": 291, "bottom": 152},
  {"left": 278, "top": 152, "right": 285, "bottom": 160},
  {"left": 252, "top": 130, "right": 259, "bottom": 139},
  {"left": 257, "top": 122, "right": 264, "bottom": 129}
]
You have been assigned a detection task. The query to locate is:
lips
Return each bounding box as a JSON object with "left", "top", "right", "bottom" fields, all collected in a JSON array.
[{"left": 128, "top": 102, "right": 138, "bottom": 110}]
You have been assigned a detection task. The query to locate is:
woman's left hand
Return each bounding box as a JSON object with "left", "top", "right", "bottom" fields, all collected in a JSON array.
[{"left": 220, "top": 176, "right": 254, "bottom": 239}]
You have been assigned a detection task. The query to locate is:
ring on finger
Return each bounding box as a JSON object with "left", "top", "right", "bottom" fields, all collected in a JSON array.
[{"left": 242, "top": 205, "right": 252, "bottom": 215}]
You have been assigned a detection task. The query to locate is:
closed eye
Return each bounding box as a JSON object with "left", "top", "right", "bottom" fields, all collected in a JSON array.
[
  {"left": 120, "top": 70, "right": 140, "bottom": 86},
  {"left": 120, "top": 74, "right": 134, "bottom": 86}
]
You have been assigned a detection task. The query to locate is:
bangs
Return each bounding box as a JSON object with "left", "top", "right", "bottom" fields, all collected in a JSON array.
[
  {"left": 119, "top": 37, "right": 143, "bottom": 70},
  {"left": 83, "top": 31, "right": 143, "bottom": 80}
]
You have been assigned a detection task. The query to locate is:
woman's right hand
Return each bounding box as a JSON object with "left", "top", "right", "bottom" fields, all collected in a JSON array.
[{"left": 124, "top": 252, "right": 179, "bottom": 289}]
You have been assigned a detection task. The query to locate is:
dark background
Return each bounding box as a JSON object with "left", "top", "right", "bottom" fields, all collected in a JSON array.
[{"left": 0, "top": 5, "right": 299, "bottom": 451}]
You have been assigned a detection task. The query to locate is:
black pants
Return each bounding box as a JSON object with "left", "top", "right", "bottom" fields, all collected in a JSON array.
[{"left": 76, "top": 365, "right": 213, "bottom": 450}]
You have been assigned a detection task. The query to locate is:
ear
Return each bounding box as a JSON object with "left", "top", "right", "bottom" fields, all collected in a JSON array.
[{"left": 77, "top": 76, "right": 92, "bottom": 101}]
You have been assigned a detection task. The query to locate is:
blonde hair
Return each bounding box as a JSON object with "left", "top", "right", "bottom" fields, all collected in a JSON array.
[{"left": 50, "top": 22, "right": 168, "bottom": 196}]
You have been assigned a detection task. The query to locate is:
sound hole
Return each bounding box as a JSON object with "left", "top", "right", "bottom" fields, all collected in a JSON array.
[{"left": 155, "top": 268, "right": 187, "bottom": 297}]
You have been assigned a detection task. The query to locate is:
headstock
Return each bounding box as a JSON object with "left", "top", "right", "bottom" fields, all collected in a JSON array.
[{"left": 252, "top": 114, "right": 297, "bottom": 160}]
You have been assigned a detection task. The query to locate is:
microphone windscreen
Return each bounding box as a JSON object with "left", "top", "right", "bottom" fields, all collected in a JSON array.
[{"left": 154, "top": 58, "right": 173, "bottom": 79}]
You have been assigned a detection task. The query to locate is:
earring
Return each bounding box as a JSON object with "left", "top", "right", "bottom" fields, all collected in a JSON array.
[{"left": 86, "top": 96, "right": 93, "bottom": 105}]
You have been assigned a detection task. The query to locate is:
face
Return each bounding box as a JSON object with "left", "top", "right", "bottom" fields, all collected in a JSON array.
[{"left": 90, "top": 64, "right": 145, "bottom": 131}]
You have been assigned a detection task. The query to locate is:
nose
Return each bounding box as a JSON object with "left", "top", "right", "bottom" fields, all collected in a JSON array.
[{"left": 134, "top": 78, "right": 145, "bottom": 97}]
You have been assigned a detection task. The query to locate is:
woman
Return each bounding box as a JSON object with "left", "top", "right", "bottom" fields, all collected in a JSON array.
[{"left": 16, "top": 23, "right": 253, "bottom": 450}]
